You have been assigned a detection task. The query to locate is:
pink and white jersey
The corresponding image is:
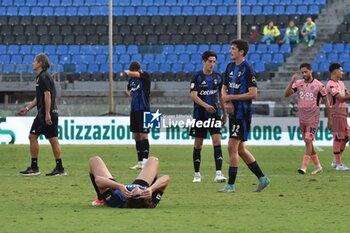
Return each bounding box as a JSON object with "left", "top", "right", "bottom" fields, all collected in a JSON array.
[
  {"left": 326, "top": 79, "right": 348, "bottom": 117},
  {"left": 292, "top": 78, "right": 327, "bottom": 124}
]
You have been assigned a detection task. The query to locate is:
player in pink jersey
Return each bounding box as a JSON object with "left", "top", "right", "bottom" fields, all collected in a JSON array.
[
  {"left": 284, "top": 63, "right": 331, "bottom": 174},
  {"left": 326, "top": 63, "right": 350, "bottom": 171}
]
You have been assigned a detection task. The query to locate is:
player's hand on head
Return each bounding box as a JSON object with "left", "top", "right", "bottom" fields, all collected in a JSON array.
[
  {"left": 138, "top": 188, "right": 152, "bottom": 200},
  {"left": 291, "top": 74, "right": 299, "bottom": 83},
  {"left": 121, "top": 185, "right": 132, "bottom": 199}
]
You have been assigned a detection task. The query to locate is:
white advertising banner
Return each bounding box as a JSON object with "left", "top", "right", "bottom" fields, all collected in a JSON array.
[{"left": 0, "top": 116, "right": 336, "bottom": 145}]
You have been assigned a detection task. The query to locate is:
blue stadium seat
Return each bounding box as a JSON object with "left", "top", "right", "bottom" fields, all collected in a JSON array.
[
  {"left": 31, "top": 7, "right": 42, "bottom": 15},
  {"left": 159, "top": 63, "right": 171, "bottom": 73},
  {"left": 343, "top": 62, "right": 350, "bottom": 72},
  {"left": 72, "top": 54, "right": 83, "bottom": 64},
  {"left": 69, "top": 45, "right": 80, "bottom": 55},
  {"left": 78, "top": 6, "right": 90, "bottom": 15},
  {"left": 3, "top": 64, "right": 15, "bottom": 74},
  {"left": 262, "top": 5, "right": 273, "bottom": 15},
  {"left": 127, "top": 45, "right": 138, "bottom": 54},
  {"left": 210, "top": 44, "right": 221, "bottom": 53},
  {"left": 124, "top": 6, "right": 136, "bottom": 16},
  {"left": 19, "top": 6, "right": 30, "bottom": 16},
  {"left": 56, "top": 45, "right": 68, "bottom": 55},
  {"left": 76, "top": 63, "right": 87, "bottom": 73},
  {"left": 10, "top": 55, "right": 23, "bottom": 64},
  {"left": 251, "top": 6, "right": 262, "bottom": 15},
  {"left": 100, "top": 63, "right": 109, "bottom": 73},
  {"left": 339, "top": 53, "right": 350, "bottom": 63},
  {"left": 66, "top": 7, "right": 78, "bottom": 16},
  {"left": 20, "top": 45, "right": 32, "bottom": 54},
  {"left": 193, "top": 6, "right": 205, "bottom": 15},
  {"left": 50, "top": 54, "right": 59, "bottom": 64},
  {"left": 311, "top": 61, "right": 319, "bottom": 71},
  {"left": 42, "top": 7, "right": 54, "bottom": 16},
  {"left": 177, "top": 0, "right": 188, "bottom": 5},
  {"left": 303, "top": 0, "right": 314, "bottom": 5},
  {"left": 308, "top": 5, "right": 319, "bottom": 14},
  {"left": 297, "top": 5, "right": 308, "bottom": 15},
  {"left": 178, "top": 54, "right": 190, "bottom": 64},
  {"left": 345, "top": 43, "right": 350, "bottom": 52},
  {"left": 170, "top": 6, "right": 181, "bottom": 15},
  {"left": 261, "top": 53, "right": 272, "bottom": 63},
  {"left": 147, "top": 63, "right": 159, "bottom": 72},
  {"left": 206, "top": 6, "right": 216, "bottom": 15},
  {"left": 217, "top": 53, "right": 226, "bottom": 64},
  {"left": 268, "top": 44, "right": 279, "bottom": 53},
  {"left": 217, "top": 6, "right": 229, "bottom": 16},
  {"left": 315, "top": 52, "right": 326, "bottom": 62},
  {"left": 154, "top": 54, "right": 165, "bottom": 64},
  {"left": 44, "top": 45, "right": 56, "bottom": 55},
  {"left": 333, "top": 43, "right": 345, "bottom": 52},
  {"left": 95, "top": 54, "right": 107, "bottom": 64},
  {"left": 198, "top": 44, "right": 209, "bottom": 53},
  {"left": 0, "top": 55, "right": 10, "bottom": 64},
  {"left": 188, "top": 0, "right": 200, "bottom": 6},
  {"left": 165, "top": 0, "right": 177, "bottom": 5},
  {"left": 322, "top": 43, "right": 333, "bottom": 53},
  {"left": 241, "top": 6, "right": 250, "bottom": 15},
  {"left": 0, "top": 45, "right": 6, "bottom": 54},
  {"left": 166, "top": 53, "right": 178, "bottom": 63},
  {"left": 254, "top": 63, "right": 265, "bottom": 73},
  {"left": 274, "top": 5, "right": 285, "bottom": 15},
  {"left": 158, "top": 6, "right": 170, "bottom": 15},
  {"left": 171, "top": 63, "right": 183, "bottom": 72},
  {"left": 7, "top": 7, "right": 19, "bottom": 16},
  {"left": 7, "top": 45, "right": 19, "bottom": 55},
  {"left": 327, "top": 52, "right": 338, "bottom": 63},
  {"left": 2, "top": 0, "right": 13, "bottom": 6},
  {"left": 147, "top": 6, "right": 158, "bottom": 15},
  {"left": 131, "top": 54, "right": 142, "bottom": 62},
  {"left": 318, "top": 62, "right": 329, "bottom": 72},
  {"left": 61, "top": 0, "right": 73, "bottom": 6},
  {"left": 131, "top": 0, "right": 142, "bottom": 6},
  {"left": 119, "top": 54, "right": 131, "bottom": 64},
  {"left": 23, "top": 54, "right": 33, "bottom": 64},
  {"left": 256, "top": 44, "right": 268, "bottom": 54},
  {"left": 114, "top": 45, "right": 127, "bottom": 55},
  {"left": 183, "top": 63, "right": 195, "bottom": 72},
  {"left": 174, "top": 45, "right": 186, "bottom": 54},
  {"left": 60, "top": 54, "right": 71, "bottom": 63},
  {"left": 143, "top": 54, "right": 154, "bottom": 64},
  {"left": 272, "top": 53, "right": 284, "bottom": 64},
  {"left": 285, "top": 5, "right": 296, "bottom": 15},
  {"left": 54, "top": 7, "right": 66, "bottom": 16},
  {"left": 290, "top": 0, "right": 303, "bottom": 5},
  {"left": 249, "top": 54, "right": 260, "bottom": 64},
  {"left": 72, "top": 0, "right": 85, "bottom": 6},
  {"left": 143, "top": 0, "right": 154, "bottom": 6},
  {"left": 136, "top": 6, "right": 147, "bottom": 15},
  {"left": 248, "top": 44, "right": 256, "bottom": 53},
  {"left": 186, "top": 44, "right": 198, "bottom": 54},
  {"left": 280, "top": 44, "right": 291, "bottom": 54},
  {"left": 87, "top": 64, "right": 99, "bottom": 73},
  {"left": 182, "top": 6, "right": 193, "bottom": 15}
]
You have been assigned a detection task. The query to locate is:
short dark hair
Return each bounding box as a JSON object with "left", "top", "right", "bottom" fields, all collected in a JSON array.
[
  {"left": 201, "top": 50, "right": 217, "bottom": 61},
  {"left": 35, "top": 53, "right": 50, "bottom": 71},
  {"left": 231, "top": 39, "right": 249, "bottom": 57},
  {"left": 299, "top": 63, "right": 312, "bottom": 70},
  {"left": 124, "top": 198, "right": 152, "bottom": 208},
  {"left": 129, "top": 61, "right": 141, "bottom": 71},
  {"left": 329, "top": 63, "right": 342, "bottom": 73}
]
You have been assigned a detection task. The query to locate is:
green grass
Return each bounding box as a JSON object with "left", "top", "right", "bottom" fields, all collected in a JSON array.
[{"left": 1, "top": 145, "right": 350, "bottom": 233}]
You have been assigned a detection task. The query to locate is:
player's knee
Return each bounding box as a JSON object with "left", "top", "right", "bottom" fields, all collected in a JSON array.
[
  {"left": 148, "top": 156, "right": 159, "bottom": 164},
  {"left": 28, "top": 134, "right": 37, "bottom": 141}
]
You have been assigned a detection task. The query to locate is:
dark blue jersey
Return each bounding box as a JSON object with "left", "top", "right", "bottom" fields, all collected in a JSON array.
[
  {"left": 127, "top": 71, "right": 151, "bottom": 112},
  {"left": 224, "top": 60, "right": 257, "bottom": 120},
  {"left": 190, "top": 71, "right": 223, "bottom": 120}
]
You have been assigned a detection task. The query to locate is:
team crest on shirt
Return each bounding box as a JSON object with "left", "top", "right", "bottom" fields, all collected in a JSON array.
[
  {"left": 237, "top": 72, "right": 242, "bottom": 77},
  {"left": 213, "top": 79, "right": 217, "bottom": 85},
  {"left": 229, "top": 71, "right": 234, "bottom": 78},
  {"left": 310, "top": 85, "right": 315, "bottom": 91}
]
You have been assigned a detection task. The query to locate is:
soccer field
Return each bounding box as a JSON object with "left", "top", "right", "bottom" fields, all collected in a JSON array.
[{"left": 0, "top": 145, "right": 349, "bottom": 233}]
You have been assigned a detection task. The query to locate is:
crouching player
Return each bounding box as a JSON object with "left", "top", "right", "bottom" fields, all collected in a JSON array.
[{"left": 89, "top": 156, "right": 170, "bottom": 208}]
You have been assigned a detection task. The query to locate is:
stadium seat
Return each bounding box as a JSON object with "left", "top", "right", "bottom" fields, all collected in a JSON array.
[
  {"left": 256, "top": 44, "right": 268, "bottom": 54},
  {"left": 254, "top": 63, "right": 265, "bottom": 73},
  {"left": 322, "top": 43, "right": 333, "bottom": 53},
  {"left": 333, "top": 43, "right": 345, "bottom": 52},
  {"left": 171, "top": 63, "right": 183, "bottom": 72},
  {"left": 7, "top": 45, "right": 19, "bottom": 55},
  {"left": 343, "top": 62, "right": 350, "bottom": 72},
  {"left": 0, "top": 55, "right": 10, "bottom": 64},
  {"left": 339, "top": 53, "right": 350, "bottom": 63},
  {"left": 272, "top": 53, "right": 284, "bottom": 64},
  {"left": 327, "top": 52, "right": 338, "bottom": 63}
]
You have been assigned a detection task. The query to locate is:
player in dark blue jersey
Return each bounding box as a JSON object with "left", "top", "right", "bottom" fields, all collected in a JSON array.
[
  {"left": 125, "top": 61, "right": 151, "bottom": 170},
  {"left": 17, "top": 53, "right": 66, "bottom": 177},
  {"left": 89, "top": 156, "right": 170, "bottom": 208},
  {"left": 219, "top": 40, "right": 270, "bottom": 192},
  {"left": 190, "top": 51, "right": 227, "bottom": 183}
]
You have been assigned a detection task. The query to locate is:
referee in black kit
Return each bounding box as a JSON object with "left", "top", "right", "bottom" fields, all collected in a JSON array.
[{"left": 17, "top": 53, "right": 66, "bottom": 176}]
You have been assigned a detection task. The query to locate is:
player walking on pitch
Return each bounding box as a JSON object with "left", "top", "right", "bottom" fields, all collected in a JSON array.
[
  {"left": 284, "top": 63, "right": 331, "bottom": 174},
  {"left": 219, "top": 40, "right": 270, "bottom": 192},
  {"left": 17, "top": 53, "right": 66, "bottom": 176},
  {"left": 326, "top": 63, "right": 350, "bottom": 171}
]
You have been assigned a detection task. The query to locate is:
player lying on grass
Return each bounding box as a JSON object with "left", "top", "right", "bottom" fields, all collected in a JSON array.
[{"left": 89, "top": 156, "right": 170, "bottom": 208}]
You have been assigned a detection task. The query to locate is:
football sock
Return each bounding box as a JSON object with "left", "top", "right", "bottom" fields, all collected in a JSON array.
[
  {"left": 228, "top": 167, "right": 238, "bottom": 185},
  {"left": 333, "top": 140, "right": 341, "bottom": 156},
  {"left": 31, "top": 158, "right": 38, "bottom": 169},
  {"left": 302, "top": 154, "right": 311, "bottom": 168},
  {"left": 335, "top": 154, "right": 342, "bottom": 165},
  {"left": 193, "top": 148, "right": 201, "bottom": 173},
  {"left": 56, "top": 159, "right": 63, "bottom": 169},
  {"left": 310, "top": 154, "right": 320, "bottom": 166},
  {"left": 135, "top": 140, "right": 142, "bottom": 162},
  {"left": 340, "top": 139, "right": 347, "bottom": 152},
  {"left": 247, "top": 161, "right": 264, "bottom": 178},
  {"left": 141, "top": 139, "right": 149, "bottom": 160},
  {"left": 213, "top": 145, "right": 223, "bottom": 171}
]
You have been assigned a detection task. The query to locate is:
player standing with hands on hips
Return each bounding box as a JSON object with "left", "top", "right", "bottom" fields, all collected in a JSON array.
[
  {"left": 17, "top": 53, "right": 66, "bottom": 176},
  {"left": 219, "top": 40, "right": 270, "bottom": 192},
  {"left": 284, "top": 63, "right": 331, "bottom": 174}
]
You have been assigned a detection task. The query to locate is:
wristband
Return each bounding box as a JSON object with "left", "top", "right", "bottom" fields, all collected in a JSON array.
[{"left": 25, "top": 106, "right": 29, "bottom": 111}]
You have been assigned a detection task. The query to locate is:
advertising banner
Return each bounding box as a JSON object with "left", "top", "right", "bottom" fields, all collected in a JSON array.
[{"left": 0, "top": 116, "right": 337, "bottom": 145}]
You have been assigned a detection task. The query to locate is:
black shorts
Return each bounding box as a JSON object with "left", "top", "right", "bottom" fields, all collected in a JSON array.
[
  {"left": 229, "top": 118, "right": 251, "bottom": 141},
  {"left": 30, "top": 115, "right": 58, "bottom": 138},
  {"left": 130, "top": 111, "right": 150, "bottom": 133},
  {"left": 189, "top": 119, "right": 222, "bottom": 139}
]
